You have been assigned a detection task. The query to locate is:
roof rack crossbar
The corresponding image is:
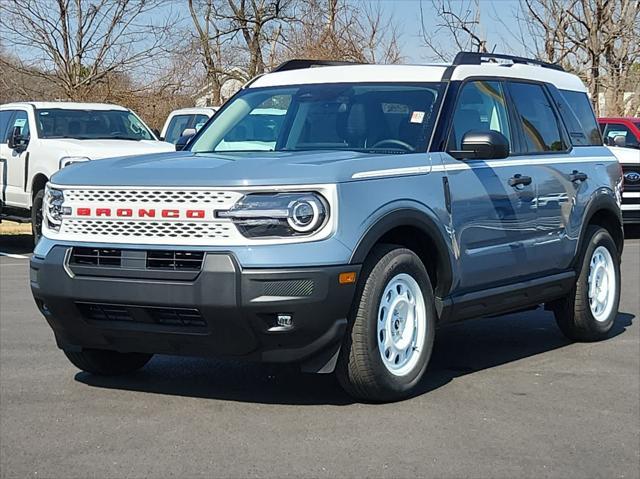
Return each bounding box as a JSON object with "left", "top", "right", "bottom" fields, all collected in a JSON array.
[
  {"left": 272, "top": 59, "right": 363, "bottom": 73},
  {"left": 453, "top": 52, "right": 565, "bottom": 72}
]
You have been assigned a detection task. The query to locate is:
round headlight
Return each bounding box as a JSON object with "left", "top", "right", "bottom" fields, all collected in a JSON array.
[{"left": 288, "top": 197, "right": 323, "bottom": 233}]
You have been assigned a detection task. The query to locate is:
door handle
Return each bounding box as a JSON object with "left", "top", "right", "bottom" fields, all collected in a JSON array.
[
  {"left": 569, "top": 170, "right": 588, "bottom": 182},
  {"left": 508, "top": 174, "right": 532, "bottom": 187}
]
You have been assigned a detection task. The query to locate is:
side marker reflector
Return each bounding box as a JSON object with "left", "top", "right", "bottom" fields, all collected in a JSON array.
[{"left": 339, "top": 272, "right": 357, "bottom": 285}]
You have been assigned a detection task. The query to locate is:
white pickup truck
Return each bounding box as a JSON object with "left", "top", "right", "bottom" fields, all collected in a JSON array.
[{"left": 0, "top": 102, "right": 175, "bottom": 241}]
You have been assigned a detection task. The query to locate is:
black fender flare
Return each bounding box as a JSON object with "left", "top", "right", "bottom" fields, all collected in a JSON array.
[
  {"left": 349, "top": 208, "right": 454, "bottom": 298},
  {"left": 574, "top": 190, "right": 624, "bottom": 265}
]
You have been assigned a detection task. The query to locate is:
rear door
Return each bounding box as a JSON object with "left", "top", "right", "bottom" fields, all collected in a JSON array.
[
  {"left": 506, "top": 82, "right": 581, "bottom": 273},
  {"left": 444, "top": 79, "right": 539, "bottom": 291}
]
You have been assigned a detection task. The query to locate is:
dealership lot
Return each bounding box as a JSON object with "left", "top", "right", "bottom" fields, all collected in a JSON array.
[{"left": 1, "top": 234, "right": 638, "bottom": 479}]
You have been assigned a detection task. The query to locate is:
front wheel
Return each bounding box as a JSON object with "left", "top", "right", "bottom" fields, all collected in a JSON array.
[
  {"left": 64, "top": 349, "right": 153, "bottom": 376},
  {"left": 336, "top": 246, "right": 436, "bottom": 402},
  {"left": 31, "top": 188, "right": 44, "bottom": 245},
  {"left": 553, "top": 226, "right": 621, "bottom": 341}
]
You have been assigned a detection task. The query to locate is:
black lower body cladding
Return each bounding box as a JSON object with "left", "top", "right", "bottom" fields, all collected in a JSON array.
[{"left": 30, "top": 246, "right": 360, "bottom": 371}]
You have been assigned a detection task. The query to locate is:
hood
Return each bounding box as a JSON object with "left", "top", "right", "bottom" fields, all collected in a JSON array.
[
  {"left": 607, "top": 146, "right": 640, "bottom": 165},
  {"left": 46, "top": 138, "right": 175, "bottom": 160},
  {"left": 51, "top": 150, "right": 433, "bottom": 187}
]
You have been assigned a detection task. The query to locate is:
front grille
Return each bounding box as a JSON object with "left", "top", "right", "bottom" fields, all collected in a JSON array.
[
  {"left": 70, "top": 247, "right": 122, "bottom": 267},
  {"left": 76, "top": 302, "right": 206, "bottom": 328},
  {"left": 69, "top": 248, "right": 205, "bottom": 273},
  {"left": 63, "top": 189, "right": 240, "bottom": 204},
  {"left": 147, "top": 250, "right": 204, "bottom": 270},
  {"left": 61, "top": 220, "right": 233, "bottom": 240}
]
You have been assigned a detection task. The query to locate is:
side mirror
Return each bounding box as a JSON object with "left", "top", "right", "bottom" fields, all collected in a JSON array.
[
  {"left": 151, "top": 128, "right": 161, "bottom": 139},
  {"left": 175, "top": 133, "right": 195, "bottom": 151},
  {"left": 7, "top": 126, "right": 28, "bottom": 151},
  {"left": 450, "top": 130, "right": 510, "bottom": 160},
  {"left": 613, "top": 135, "right": 626, "bottom": 148},
  {"left": 181, "top": 127, "right": 197, "bottom": 137}
]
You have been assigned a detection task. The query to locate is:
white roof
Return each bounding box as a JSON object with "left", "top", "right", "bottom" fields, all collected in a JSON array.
[
  {"left": 169, "top": 107, "right": 218, "bottom": 116},
  {"left": 0, "top": 101, "right": 129, "bottom": 111},
  {"left": 250, "top": 62, "right": 586, "bottom": 92},
  {"left": 251, "top": 65, "right": 448, "bottom": 87}
]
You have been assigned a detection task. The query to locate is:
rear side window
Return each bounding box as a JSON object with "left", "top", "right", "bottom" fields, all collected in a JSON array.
[
  {"left": 508, "top": 82, "right": 567, "bottom": 153},
  {"left": 560, "top": 90, "right": 602, "bottom": 145}
]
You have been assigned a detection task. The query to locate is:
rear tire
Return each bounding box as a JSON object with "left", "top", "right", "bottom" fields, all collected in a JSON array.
[
  {"left": 64, "top": 349, "right": 153, "bottom": 376},
  {"left": 553, "top": 226, "right": 620, "bottom": 342},
  {"left": 31, "top": 188, "right": 44, "bottom": 245},
  {"left": 336, "top": 245, "right": 436, "bottom": 402}
]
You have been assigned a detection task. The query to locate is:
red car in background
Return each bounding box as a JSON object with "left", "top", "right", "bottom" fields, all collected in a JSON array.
[{"left": 598, "top": 117, "right": 640, "bottom": 148}]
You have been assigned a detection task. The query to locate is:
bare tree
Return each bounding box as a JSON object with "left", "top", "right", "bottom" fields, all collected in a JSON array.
[
  {"left": 420, "top": 0, "right": 490, "bottom": 62},
  {"left": 0, "top": 0, "right": 175, "bottom": 100},
  {"left": 284, "top": 0, "right": 402, "bottom": 64},
  {"left": 520, "top": 0, "right": 640, "bottom": 115}
]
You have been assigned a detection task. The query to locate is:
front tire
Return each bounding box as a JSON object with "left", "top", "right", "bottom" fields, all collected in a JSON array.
[
  {"left": 336, "top": 246, "right": 436, "bottom": 401},
  {"left": 31, "top": 188, "right": 44, "bottom": 245},
  {"left": 553, "top": 226, "right": 621, "bottom": 341},
  {"left": 64, "top": 349, "right": 153, "bottom": 376}
]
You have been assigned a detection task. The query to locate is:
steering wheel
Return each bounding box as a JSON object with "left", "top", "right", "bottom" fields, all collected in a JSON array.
[{"left": 370, "top": 139, "right": 415, "bottom": 152}]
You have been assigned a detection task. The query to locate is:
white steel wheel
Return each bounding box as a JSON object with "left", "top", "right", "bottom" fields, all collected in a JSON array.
[
  {"left": 377, "top": 273, "right": 427, "bottom": 377},
  {"left": 588, "top": 245, "right": 617, "bottom": 322}
]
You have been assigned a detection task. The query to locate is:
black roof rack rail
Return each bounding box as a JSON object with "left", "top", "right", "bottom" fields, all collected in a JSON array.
[
  {"left": 272, "top": 59, "right": 363, "bottom": 73},
  {"left": 453, "top": 52, "right": 565, "bottom": 72}
]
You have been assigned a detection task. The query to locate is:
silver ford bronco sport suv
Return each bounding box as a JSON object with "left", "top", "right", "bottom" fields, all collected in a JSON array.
[{"left": 31, "top": 53, "right": 624, "bottom": 401}]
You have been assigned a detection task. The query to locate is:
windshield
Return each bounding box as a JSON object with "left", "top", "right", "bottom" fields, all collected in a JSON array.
[
  {"left": 190, "top": 83, "right": 442, "bottom": 154},
  {"left": 36, "top": 108, "right": 154, "bottom": 140}
]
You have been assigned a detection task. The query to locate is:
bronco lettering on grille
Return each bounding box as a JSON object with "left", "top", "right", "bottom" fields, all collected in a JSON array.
[{"left": 74, "top": 207, "right": 208, "bottom": 219}]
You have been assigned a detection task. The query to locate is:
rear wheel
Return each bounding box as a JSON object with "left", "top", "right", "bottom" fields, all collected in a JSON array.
[
  {"left": 64, "top": 349, "right": 153, "bottom": 376},
  {"left": 553, "top": 226, "right": 620, "bottom": 341},
  {"left": 31, "top": 188, "right": 44, "bottom": 245},
  {"left": 336, "top": 246, "right": 436, "bottom": 401}
]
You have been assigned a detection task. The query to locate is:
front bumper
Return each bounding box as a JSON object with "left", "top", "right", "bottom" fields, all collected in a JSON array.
[{"left": 30, "top": 246, "right": 360, "bottom": 372}]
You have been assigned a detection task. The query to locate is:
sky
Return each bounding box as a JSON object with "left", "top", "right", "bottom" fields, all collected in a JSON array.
[{"left": 367, "top": 0, "right": 529, "bottom": 62}]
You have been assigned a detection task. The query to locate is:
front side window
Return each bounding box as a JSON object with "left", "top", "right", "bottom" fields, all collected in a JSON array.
[
  {"left": 603, "top": 123, "right": 639, "bottom": 148},
  {"left": 191, "top": 83, "right": 442, "bottom": 154},
  {"left": 0, "top": 110, "right": 15, "bottom": 143},
  {"left": 36, "top": 109, "right": 153, "bottom": 140},
  {"left": 449, "top": 80, "right": 511, "bottom": 150},
  {"left": 559, "top": 90, "right": 601, "bottom": 145},
  {"left": 509, "top": 82, "right": 567, "bottom": 153},
  {"left": 10, "top": 110, "right": 30, "bottom": 139},
  {"left": 164, "top": 115, "right": 193, "bottom": 144}
]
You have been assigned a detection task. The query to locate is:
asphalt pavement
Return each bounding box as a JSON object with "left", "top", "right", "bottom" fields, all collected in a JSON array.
[{"left": 1, "top": 232, "right": 639, "bottom": 478}]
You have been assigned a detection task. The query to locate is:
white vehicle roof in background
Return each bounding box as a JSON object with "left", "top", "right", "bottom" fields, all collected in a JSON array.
[
  {"left": 168, "top": 107, "right": 218, "bottom": 117},
  {"left": 250, "top": 52, "right": 587, "bottom": 93},
  {"left": 0, "top": 101, "right": 130, "bottom": 111}
]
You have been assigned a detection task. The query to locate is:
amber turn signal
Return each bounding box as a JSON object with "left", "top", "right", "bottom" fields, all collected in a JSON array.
[{"left": 339, "top": 272, "right": 357, "bottom": 284}]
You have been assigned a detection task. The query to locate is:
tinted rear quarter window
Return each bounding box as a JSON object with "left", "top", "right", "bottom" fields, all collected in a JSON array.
[
  {"left": 560, "top": 90, "right": 602, "bottom": 145},
  {"left": 508, "top": 82, "right": 567, "bottom": 153}
]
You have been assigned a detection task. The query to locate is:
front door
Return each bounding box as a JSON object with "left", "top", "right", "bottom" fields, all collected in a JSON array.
[
  {"left": 444, "top": 80, "right": 538, "bottom": 292},
  {"left": 3, "top": 110, "right": 30, "bottom": 207}
]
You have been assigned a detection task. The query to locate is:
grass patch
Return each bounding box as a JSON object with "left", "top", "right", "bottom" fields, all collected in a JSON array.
[{"left": 0, "top": 221, "right": 32, "bottom": 235}]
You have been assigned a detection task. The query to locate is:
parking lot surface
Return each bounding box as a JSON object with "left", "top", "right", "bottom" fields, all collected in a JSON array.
[{"left": 1, "top": 233, "right": 639, "bottom": 479}]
